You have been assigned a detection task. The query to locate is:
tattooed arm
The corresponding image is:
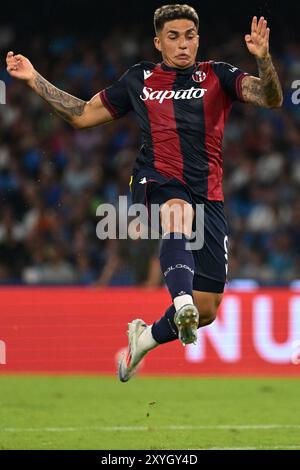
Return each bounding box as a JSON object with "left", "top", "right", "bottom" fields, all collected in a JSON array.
[
  {"left": 241, "top": 56, "right": 283, "bottom": 108},
  {"left": 6, "top": 51, "right": 113, "bottom": 128},
  {"left": 242, "top": 16, "right": 283, "bottom": 108},
  {"left": 30, "top": 71, "right": 114, "bottom": 128}
]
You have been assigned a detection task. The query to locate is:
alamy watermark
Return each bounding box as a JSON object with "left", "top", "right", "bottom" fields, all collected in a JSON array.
[
  {"left": 0, "top": 340, "right": 6, "bottom": 365},
  {"left": 95, "top": 197, "right": 205, "bottom": 250},
  {"left": 0, "top": 80, "right": 6, "bottom": 104}
]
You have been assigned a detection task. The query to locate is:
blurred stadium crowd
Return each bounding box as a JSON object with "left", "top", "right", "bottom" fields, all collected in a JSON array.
[{"left": 0, "top": 24, "right": 300, "bottom": 286}]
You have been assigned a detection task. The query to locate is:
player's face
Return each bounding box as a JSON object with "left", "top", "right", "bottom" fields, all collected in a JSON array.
[{"left": 154, "top": 19, "right": 199, "bottom": 69}]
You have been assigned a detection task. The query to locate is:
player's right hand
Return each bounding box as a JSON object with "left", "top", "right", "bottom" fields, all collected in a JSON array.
[{"left": 6, "top": 51, "right": 35, "bottom": 83}]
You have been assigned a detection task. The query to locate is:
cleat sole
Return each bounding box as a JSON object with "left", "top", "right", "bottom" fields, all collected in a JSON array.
[{"left": 174, "top": 305, "right": 199, "bottom": 346}]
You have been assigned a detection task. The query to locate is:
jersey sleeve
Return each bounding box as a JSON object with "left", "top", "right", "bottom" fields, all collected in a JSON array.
[
  {"left": 211, "top": 62, "right": 249, "bottom": 102},
  {"left": 99, "top": 69, "right": 133, "bottom": 119}
]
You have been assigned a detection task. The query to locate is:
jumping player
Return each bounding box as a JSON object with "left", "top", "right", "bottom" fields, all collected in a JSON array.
[{"left": 6, "top": 5, "right": 283, "bottom": 382}]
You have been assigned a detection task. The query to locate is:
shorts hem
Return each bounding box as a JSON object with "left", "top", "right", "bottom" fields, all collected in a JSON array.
[{"left": 193, "top": 274, "right": 225, "bottom": 293}]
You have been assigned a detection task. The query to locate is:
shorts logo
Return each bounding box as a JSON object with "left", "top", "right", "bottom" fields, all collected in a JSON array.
[
  {"left": 139, "top": 177, "right": 147, "bottom": 184},
  {"left": 192, "top": 71, "right": 206, "bottom": 83}
]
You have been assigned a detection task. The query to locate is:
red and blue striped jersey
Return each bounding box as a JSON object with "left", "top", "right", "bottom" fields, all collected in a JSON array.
[{"left": 99, "top": 61, "right": 248, "bottom": 201}]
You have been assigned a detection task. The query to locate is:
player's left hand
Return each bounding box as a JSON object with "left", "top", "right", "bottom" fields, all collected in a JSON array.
[{"left": 245, "top": 16, "right": 270, "bottom": 59}]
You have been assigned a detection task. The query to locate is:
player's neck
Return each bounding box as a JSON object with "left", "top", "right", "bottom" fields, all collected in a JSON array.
[
  {"left": 162, "top": 57, "right": 196, "bottom": 70},
  {"left": 161, "top": 60, "right": 196, "bottom": 72}
]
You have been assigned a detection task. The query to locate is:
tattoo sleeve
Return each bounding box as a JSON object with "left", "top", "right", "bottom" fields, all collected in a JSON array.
[
  {"left": 31, "top": 72, "right": 86, "bottom": 122},
  {"left": 242, "top": 55, "right": 283, "bottom": 108}
]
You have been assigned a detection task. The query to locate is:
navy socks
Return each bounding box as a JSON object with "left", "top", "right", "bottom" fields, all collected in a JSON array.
[
  {"left": 152, "top": 232, "right": 195, "bottom": 344},
  {"left": 152, "top": 305, "right": 178, "bottom": 344}
]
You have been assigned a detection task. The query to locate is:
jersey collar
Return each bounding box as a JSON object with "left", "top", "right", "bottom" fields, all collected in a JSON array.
[{"left": 160, "top": 62, "right": 197, "bottom": 74}]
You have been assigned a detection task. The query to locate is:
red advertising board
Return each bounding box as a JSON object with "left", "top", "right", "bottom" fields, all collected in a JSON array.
[{"left": 0, "top": 287, "right": 300, "bottom": 375}]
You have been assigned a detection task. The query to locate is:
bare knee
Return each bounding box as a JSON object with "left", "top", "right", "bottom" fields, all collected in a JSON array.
[
  {"left": 160, "top": 199, "right": 194, "bottom": 237},
  {"left": 193, "top": 292, "right": 223, "bottom": 327}
]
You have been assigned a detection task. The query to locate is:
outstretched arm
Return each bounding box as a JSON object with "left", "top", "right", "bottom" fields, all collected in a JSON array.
[
  {"left": 241, "top": 16, "right": 283, "bottom": 108},
  {"left": 6, "top": 51, "right": 113, "bottom": 128}
]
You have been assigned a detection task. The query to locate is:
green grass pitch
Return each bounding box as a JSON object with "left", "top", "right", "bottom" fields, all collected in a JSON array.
[{"left": 0, "top": 376, "right": 299, "bottom": 450}]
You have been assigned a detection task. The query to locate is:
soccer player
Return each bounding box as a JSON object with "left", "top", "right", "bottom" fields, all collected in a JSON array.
[{"left": 6, "top": 4, "right": 283, "bottom": 382}]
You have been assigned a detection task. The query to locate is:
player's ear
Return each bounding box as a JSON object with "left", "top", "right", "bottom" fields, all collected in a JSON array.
[{"left": 154, "top": 36, "right": 162, "bottom": 52}]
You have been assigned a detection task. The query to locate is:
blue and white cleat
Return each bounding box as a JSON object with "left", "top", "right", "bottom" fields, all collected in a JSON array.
[
  {"left": 174, "top": 304, "right": 199, "bottom": 346},
  {"left": 118, "top": 319, "right": 148, "bottom": 382}
]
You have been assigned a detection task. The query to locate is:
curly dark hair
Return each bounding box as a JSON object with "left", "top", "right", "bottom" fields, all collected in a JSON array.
[{"left": 154, "top": 4, "right": 199, "bottom": 33}]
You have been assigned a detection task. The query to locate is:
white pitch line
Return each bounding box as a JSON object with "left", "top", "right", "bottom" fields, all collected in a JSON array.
[
  {"left": 203, "top": 446, "right": 300, "bottom": 450},
  {"left": 0, "top": 424, "right": 300, "bottom": 433},
  {"left": 206, "top": 447, "right": 259, "bottom": 450}
]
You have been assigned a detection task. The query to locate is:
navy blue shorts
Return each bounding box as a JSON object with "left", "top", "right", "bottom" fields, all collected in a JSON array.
[{"left": 131, "top": 166, "right": 228, "bottom": 294}]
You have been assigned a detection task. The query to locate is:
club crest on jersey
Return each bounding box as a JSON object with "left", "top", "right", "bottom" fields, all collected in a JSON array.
[{"left": 192, "top": 70, "right": 206, "bottom": 83}]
